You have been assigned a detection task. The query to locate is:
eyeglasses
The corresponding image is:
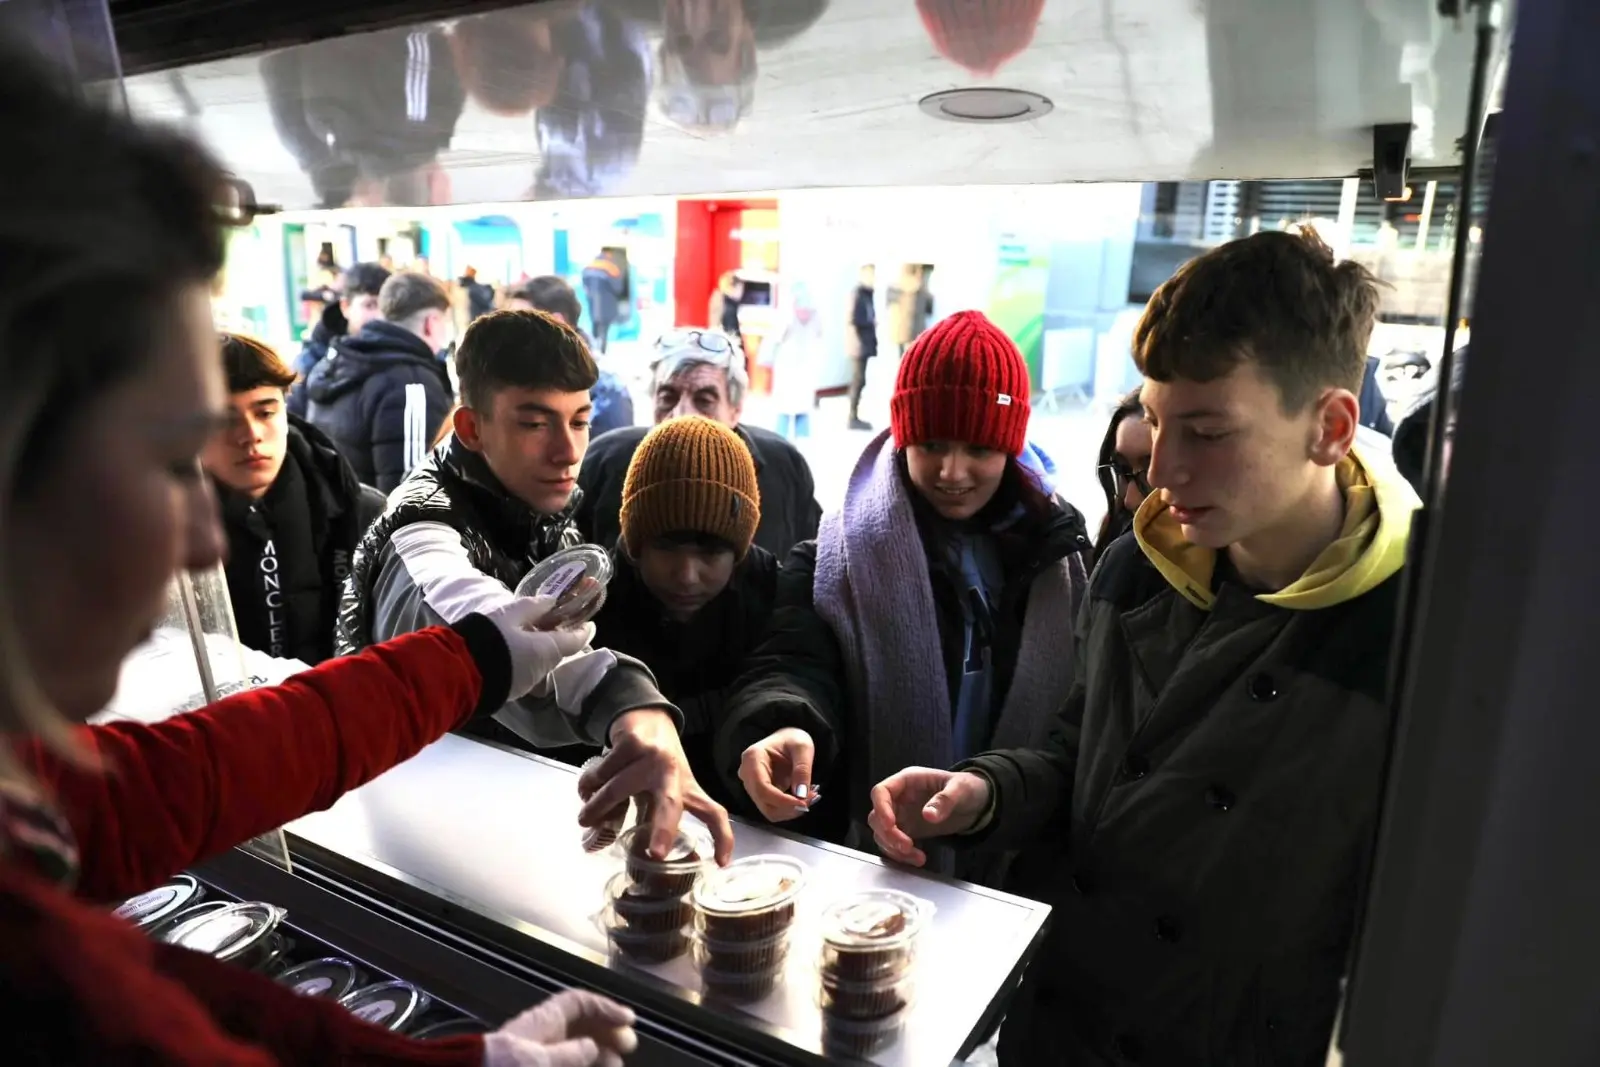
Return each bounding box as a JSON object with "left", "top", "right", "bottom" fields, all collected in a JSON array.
[
  {"left": 654, "top": 329, "right": 741, "bottom": 368},
  {"left": 1098, "top": 459, "right": 1151, "bottom": 498}
]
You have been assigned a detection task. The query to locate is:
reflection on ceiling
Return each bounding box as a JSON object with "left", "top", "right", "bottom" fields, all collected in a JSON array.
[{"left": 120, "top": 0, "right": 1514, "bottom": 211}]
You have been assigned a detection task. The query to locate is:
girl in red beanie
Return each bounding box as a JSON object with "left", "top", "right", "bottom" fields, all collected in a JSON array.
[{"left": 718, "top": 310, "right": 1091, "bottom": 885}]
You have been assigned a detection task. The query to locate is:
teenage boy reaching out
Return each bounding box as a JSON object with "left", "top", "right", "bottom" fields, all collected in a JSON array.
[{"left": 869, "top": 229, "right": 1422, "bottom": 1066}]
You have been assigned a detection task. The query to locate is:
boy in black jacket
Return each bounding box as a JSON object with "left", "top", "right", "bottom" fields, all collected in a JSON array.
[
  {"left": 869, "top": 230, "right": 1423, "bottom": 1066},
  {"left": 202, "top": 334, "right": 386, "bottom": 664},
  {"left": 590, "top": 415, "right": 779, "bottom": 812}
]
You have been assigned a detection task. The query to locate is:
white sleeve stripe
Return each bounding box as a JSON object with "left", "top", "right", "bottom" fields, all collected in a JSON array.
[
  {"left": 402, "top": 382, "right": 426, "bottom": 474},
  {"left": 406, "top": 31, "right": 430, "bottom": 123},
  {"left": 389, "top": 522, "right": 519, "bottom": 623}
]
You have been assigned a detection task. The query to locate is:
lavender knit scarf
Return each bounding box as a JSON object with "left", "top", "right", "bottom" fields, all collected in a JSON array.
[{"left": 814, "top": 431, "right": 1082, "bottom": 820}]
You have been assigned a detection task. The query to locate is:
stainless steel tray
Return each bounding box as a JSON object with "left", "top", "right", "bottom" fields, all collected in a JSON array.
[{"left": 286, "top": 735, "right": 1049, "bottom": 1065}]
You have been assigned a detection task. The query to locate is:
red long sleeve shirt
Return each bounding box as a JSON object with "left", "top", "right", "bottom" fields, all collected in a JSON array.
[{"left": 0, "top": 620, "right": 512, "bottom": 1065}]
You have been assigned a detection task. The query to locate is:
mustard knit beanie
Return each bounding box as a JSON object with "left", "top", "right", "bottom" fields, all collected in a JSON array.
[{"left": 620, "top": 416, "right": 761, "bottom": 560}]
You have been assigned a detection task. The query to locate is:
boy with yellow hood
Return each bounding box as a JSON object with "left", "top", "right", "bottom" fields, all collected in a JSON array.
[{"left": 866, "top": 228, "right": 1421, "bottom": 1066}]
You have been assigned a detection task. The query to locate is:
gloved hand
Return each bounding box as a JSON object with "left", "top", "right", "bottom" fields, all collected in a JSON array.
[
  {"left": 481, "top": 990, "right": 638, "bottom": 1067},
  {"left": 480, "top": 596, "right": 596, "bottom": 702}
]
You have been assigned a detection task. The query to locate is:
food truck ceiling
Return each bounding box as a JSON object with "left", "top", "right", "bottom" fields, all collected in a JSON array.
[{"left": 114, "top": 0, "right": 1514, "bottom": 211}]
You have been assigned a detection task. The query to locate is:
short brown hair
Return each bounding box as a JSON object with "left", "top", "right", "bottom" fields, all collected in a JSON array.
[
  {"left": 508, "top": 275, "right": 582, "bottom": 329},
  {"left": 220, "top": 333, "right": 295, "bottom": 394},
  {"left": 1133, "top": 228, "right": 1381, "bottom": 411},
  {"left": 378, "top": 271, "right": 451, "bottom": 326},
  {"left": 456, "top": 309, "right": 597, "bottom": 412}
]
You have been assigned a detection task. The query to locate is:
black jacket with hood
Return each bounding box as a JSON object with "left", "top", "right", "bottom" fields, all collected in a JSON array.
[
  {"left": 718, "top": 466, "right": 1091, "bottom": 859},
  {"left": 215, "top": 417, "right": 386, "bottom": 665},
  {"left": 304, "top": 320, "right": 454, "bottom": 493},
  {"left": 590, "top": 546, "right": 781, "bottom": 813},
  {"left": 287, "top": 302, "right": 346, "bottom": 419},
  {"left": 959, "top": 449, "right": 1421, "bottom": 1066}
]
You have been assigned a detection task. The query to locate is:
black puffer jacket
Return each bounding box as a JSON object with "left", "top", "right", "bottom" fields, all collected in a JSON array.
[
  {"left": 962, "top": 533, "right": 1405, "bottom": 1066},
  {"left": 591, "top": 547, "right": 780, "bottom": 813},
  {"left": 215, "top": 417, "right": 385, "bottom": 665},
  {"left": 577, "top": 423, "right": 821, "bottom": 560},
  {"left": 335, "top": 437, "right": 580, "bottom": 655},
  {"left": 287, "top": 303, "right": 346, "bottom": 418},
  {"left": 718, "top": 497, "right": 1091, "bottom": 852},
  {"left": 304, "top": 321, "right": 454, "bottom": 493}
]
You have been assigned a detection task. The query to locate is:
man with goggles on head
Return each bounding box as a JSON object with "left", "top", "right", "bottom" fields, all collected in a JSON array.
[{"left": 576, "top": 328, "right": 820, "bottom": 559}]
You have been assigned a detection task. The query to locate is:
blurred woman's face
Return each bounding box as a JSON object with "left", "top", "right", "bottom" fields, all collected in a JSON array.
[
  {"left": 1113, "top": 415, "right": 1153, "bottom": 512},
  {"left": 9, "top": 284, "right": 228, "bottom": 722},
  {"left": 905, "top": 441, "right": 1009, "bottom": 521}
]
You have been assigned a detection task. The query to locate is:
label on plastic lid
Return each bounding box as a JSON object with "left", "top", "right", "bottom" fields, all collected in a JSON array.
[
  {"left": 181, "top": 914, "right": 253, "bottom": 955},
  {"left": 836, "top": 900, "right": 909, "bottom": 939},
  {"left": 352, "top": 1000, "right": 397, "bottom": 1024},
  {"left": 115, "top": 875, "right": 200, "bottom": 927},
  {"left": 537, "top": 560, "right": 588, "bottom": 600},
  {"left": 116, "top": 885, "right": 179, "bottom": 922},
  {"left": 296, "top": 976, "right": 335, "bottom": 997}
]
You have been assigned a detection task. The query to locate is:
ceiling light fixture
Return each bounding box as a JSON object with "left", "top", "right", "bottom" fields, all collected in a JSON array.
[{"left": 918, "top": 88, "right": 1053, "bottom": 124}]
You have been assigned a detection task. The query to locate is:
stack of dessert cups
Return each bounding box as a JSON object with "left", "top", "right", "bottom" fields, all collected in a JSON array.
[
  {"left": 598, "top": 823, "right": 712, "bottom": 963},
  {"left": 815, "top": 889, "right": 934, "bottom": 1056},
  {"left": 689, "top": 855, "right": 809, "bottom": 1001}
]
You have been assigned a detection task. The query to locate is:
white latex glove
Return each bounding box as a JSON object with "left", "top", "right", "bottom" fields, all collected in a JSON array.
[
  {"left": 481, "top": 990, "right": 638, "bottom": 1067},
  {"left": 480, "top": 596, "right": 596, "bottom": 702}
]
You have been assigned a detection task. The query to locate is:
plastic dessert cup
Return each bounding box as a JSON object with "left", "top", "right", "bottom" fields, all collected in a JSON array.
[
  {"left": 691, "top": 855, "right": 807, "bottom": 942},
  {"left": 818, "top": 888, "right": 933, "bottom": 983},
  {"left": 618, "top": 824, "right": 711, "bottom": 898}
]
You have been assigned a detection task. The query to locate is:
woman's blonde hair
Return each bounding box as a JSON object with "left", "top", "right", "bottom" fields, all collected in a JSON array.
[{"left": 0, "top": 45, "right": 228, "bottom": 781}]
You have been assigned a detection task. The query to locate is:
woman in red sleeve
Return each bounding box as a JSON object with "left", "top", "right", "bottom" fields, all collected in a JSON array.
[{"left": 0, "top": 42, "right": 635, "bottom": 1067}]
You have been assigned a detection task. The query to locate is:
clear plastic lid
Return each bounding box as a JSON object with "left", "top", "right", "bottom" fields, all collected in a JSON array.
[
  {"left": 515, "top": 545, "right": 614, "bottom": 626},
  {"left": 819, "top": 889, "right": 933, "bottom": 950},
  {"left": 691, "top": 855, "right": 807, "bottom": 916},
  {"left": 163, "top": 901, "right": 285, "bottom": 961},
  {"left": 276, "top": 957, "right": 363, "bottom": 1001},
  {"left": 616, "top": 822, "right": 711, "bottom": 873},
  {"left": 339, "top": 980, "right": 430, "bottom": 1031}
]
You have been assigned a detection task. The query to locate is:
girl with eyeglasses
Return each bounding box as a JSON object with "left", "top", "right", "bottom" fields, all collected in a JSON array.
[{"left": 1092, "top": 389, "right": 1153, "bottom": 564}]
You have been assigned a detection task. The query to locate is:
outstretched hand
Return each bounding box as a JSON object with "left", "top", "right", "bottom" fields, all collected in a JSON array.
[
  {"left": 576, "top": 709, "right": 735, "bottom": 865},
  {"left": 866, "top": 767, "right": 991, "bottom": 867}
]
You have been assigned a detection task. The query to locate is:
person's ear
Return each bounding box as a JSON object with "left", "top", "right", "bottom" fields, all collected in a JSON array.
[
  {"left": 454, "top": 404, "right": 486, "bottom": 451},
  {"left": 1310, "top": 388, "right": 1359, "bottom": 466}
]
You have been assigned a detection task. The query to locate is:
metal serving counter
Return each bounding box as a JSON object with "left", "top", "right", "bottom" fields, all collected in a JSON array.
[{"left": 278, "top": 734, "right": 1051, "bottom": 1066}]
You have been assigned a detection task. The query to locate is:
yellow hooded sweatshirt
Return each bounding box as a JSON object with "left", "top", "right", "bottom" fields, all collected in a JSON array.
[{"left": 1131, "top": 446, "right": 1422, "bottom": 611}]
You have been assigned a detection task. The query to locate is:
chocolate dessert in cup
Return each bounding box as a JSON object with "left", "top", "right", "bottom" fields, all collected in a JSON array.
[
  {"left": 605, "top": 872, "right": 693, "bottom": 935},
  {"left": 693, "top": 936, "right": 791, "bottom": 1002},
  {"left": 818, "top": 889, "right": 932, "bottom": 983},
  {"left": 821, "top": 1002, "right": 912, "bottom": 1058},
  {"left": 597, "top": 901, "right": 692, "bottom": 964},
  {"left": 819, "top": 967, "right": 917, "bottom": 1021},
  {"left": 690, "top": 855, "right": 807, "bottom": 943}
]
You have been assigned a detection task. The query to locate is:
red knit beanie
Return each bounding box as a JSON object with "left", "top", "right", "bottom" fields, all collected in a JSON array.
[
  {"left": 916, "top": 0, "right": 1046, "bottom": 78},
  {"left": 890, "top": 311, "right": 1031, "bottom": 456}
]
